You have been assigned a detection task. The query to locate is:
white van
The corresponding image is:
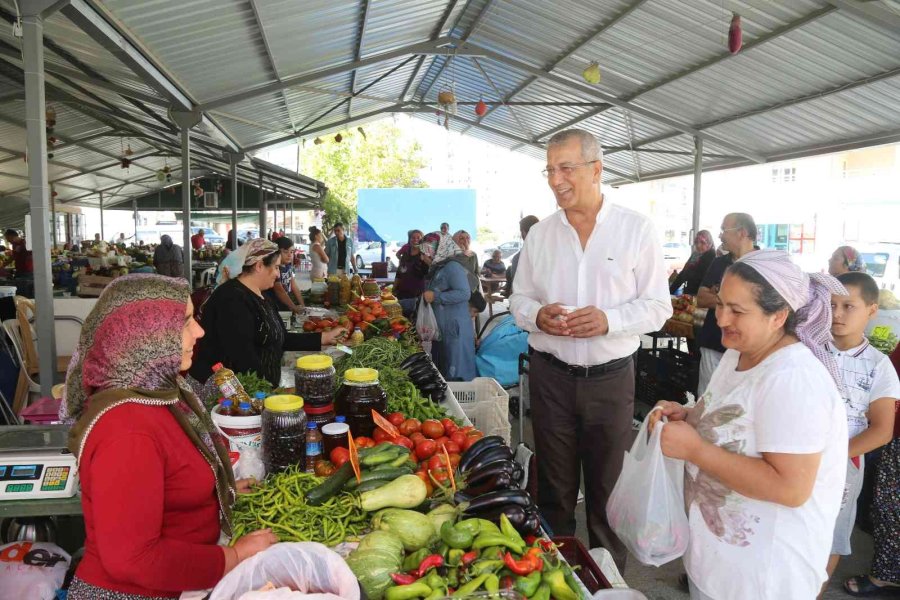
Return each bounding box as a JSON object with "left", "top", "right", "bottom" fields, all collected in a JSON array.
[{"left": 859, "top": 243, "right": 900, "bottom": 292}]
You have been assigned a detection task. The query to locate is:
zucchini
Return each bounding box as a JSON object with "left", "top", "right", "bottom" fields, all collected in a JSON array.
[
  {"left": 305, "top": 462, "right": 355, "bottom": 506},
  {"left": 360, "top": 474, "right": 429, "bottom": 512},
  {"left": 344, "top": 467, "right": 411, "bottom": 491}
]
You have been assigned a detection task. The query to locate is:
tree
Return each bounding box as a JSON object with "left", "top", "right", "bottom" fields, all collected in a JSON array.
[
  {"left": 477, "top": 227, "right": 498, "bottom": 243},
  {"left": 299, "top": 119, "right": 428, "bottom": 231}
]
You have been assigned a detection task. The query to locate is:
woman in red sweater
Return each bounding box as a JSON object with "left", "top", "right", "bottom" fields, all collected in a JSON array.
[{"left": 63, "top": 274, "right": 276, "bottom": 599}]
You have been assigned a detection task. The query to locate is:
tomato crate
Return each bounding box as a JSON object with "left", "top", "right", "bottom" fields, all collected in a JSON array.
[
  {"left": 447, "top": 378, "right": 511, "bottom": 444},
  {"left": 75, "top": 274, "right": 115, "bottom": 297},
  {"left": 552, "top": 535, "right": 612, "bottom": 593}
]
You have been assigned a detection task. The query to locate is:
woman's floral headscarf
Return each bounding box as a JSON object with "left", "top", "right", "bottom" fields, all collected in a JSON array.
[
  {"left": 419, "top": 232, "right": 462, "bottom": 265},
  {"left": 64, "top": 274, "right": 236, "bottom": 532},
  {"left": 240, "top": 238, "right": 279, "bottom": 268}
]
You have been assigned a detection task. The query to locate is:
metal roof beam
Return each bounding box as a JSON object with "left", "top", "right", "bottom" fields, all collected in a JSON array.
[
  {"left": 247, "top": 0, "right": 297, "bottom": 132},
  {"left": 400, "top": 0, "right": 467, "bottom": 102},
  {"left": 348, "top": 0, "right": 372, "bottom": 119},
  {"left": 824, "top": 0, "right": 900, "bottom": 33},
  {"left": 511, "top": 105, "right": 611, "bottom": 150},
  {"left": 200, "top": 37, "right": 453, "bottom": 111},
  {"left": 62, "top": 0, "right": 241, "bottom": 152},
  {"left": 462, "top": 0, "right": 648, "bottom": 132},
  {"left": 3, "top": 150, "right": 163, "bottom": 196},
  {"left": 0, "top": 131, "right": 123, "bottom": 166},
  {"left": 607, "top": 64, "right": 900, "bottom": 158},
  {"left": 470, "top": 57, "right": 532, "bottom": 140},
  {"left": 460, "top": 40, "right": 765, "bottom": 163}
]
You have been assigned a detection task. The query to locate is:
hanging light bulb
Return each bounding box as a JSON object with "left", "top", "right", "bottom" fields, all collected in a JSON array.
[
  {"left": 475, "top": 98, "right": 488, "bottom": 117},
  {"left": 728, "top": 13, "right": 743, "bottom": 54},
  {"left": 582, "top": 62, "right": 601, "bottom": 84},
  {"left": 334, "top": 133, "right": 343, "bottom": 143}
]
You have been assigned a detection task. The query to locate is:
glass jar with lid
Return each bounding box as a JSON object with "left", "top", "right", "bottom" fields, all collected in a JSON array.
[
  {"left": 335, "top": 368, "right": 387, "bottom": 438},
  {"left": 295, "top": 354, "right": 335, "bottom": 406},
  {"left": 304, "top": 402, "right": 336, "bottom": 428},
  {"left": 261, "top": 394, "right": 306, "bottom": 475}
]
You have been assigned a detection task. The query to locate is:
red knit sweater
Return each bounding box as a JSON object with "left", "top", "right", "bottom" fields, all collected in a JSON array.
[{"left": 75, "top": 403, "right": 225, "bottom": 597}]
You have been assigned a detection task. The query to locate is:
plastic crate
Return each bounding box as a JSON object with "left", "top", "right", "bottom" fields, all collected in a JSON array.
[
  {"left": 448, "top": 378, "right": 511, "bottom": 443},
  {"left": 635, "top": 345, "right": 698, "bottom": 406},
  {"left": 552, "top": 536, "right": 612, "bottom": 593}
]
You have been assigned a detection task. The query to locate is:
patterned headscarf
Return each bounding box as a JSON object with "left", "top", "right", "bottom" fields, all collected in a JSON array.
[
  {"left": 64, "top": 274, "right": 236, "bottom": 533},
  {"left": 240, "top": 237, "right": 279, "bottom": 268},
  {"left": 735, "top": 249, "right": 848, "bottom": 390},
  {"left": 836, "top": 245, "right": 865, "bottom": 272},
  {"left": 419, "top": 232, "right": 462, "bottom": 264}
]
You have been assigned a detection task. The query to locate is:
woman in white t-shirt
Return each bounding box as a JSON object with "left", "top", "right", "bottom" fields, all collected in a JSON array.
[
  {"left": 651, "top": 250, "right": 849, "bottom": 600},
  {"left": 309, "top": 227, "right": 328, "bottom": 280}
]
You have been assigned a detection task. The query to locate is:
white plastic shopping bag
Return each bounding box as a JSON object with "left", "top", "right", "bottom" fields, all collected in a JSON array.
[
  {"left": 606, "top": 409, "right": 689, "bottom": 566},
  {"left": 0, "top": 541, "right": 70, "bottom": 600},
  {"left": 210, "top": 542, "right": 359, "bottom": 600},
  {"left": 416, "top": 296, "right": 440, "bottom": 352}
]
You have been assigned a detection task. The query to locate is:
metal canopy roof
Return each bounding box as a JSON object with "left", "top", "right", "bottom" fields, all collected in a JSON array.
[{"left": 0, "top": 0, "right": 898, "bottom": 202}]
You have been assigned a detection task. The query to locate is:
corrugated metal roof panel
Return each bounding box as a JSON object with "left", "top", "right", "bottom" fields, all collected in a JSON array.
[{"left": 361, "top": 0, "right": 447, "bottom": 56}]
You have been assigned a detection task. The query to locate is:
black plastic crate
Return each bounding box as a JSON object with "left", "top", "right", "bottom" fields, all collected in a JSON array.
[{"left": 635, "top": 344, "right": 698, "bottom": 406}]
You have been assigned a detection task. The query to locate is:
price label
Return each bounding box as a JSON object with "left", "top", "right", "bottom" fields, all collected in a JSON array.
[
  {"left": 372, "top": 409, "right": 400, "bottom": 439},
  {"left": 347, "top": 431, "right": 362, "bottom": 483}
]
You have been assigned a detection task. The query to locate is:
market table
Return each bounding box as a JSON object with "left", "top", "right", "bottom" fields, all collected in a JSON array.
[
  {"left": 0, "top": 494, "right": 82, "bottom": 518},
  {"left": 480, "top": 276, "right": 507, "bottom": 318}
]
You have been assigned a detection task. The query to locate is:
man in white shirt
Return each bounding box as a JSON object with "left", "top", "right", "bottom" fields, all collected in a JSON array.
[{"left": 510, "top": 129, "right": 671, "bottom": 569}]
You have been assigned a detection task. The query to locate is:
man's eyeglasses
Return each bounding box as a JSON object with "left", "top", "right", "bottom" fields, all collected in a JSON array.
[
  {"left": 541, "top": 160, "right": 598, "bottom": 178},
  {"left": 720, "top": 227, "right": 741, "bottom": 235}
]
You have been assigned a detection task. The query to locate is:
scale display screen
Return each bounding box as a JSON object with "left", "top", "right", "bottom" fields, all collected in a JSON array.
[{"left": 10, "top": 465, "right": 39, "bottom": 479}]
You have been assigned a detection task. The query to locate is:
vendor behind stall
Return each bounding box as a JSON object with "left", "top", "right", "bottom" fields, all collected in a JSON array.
[
  {"left": 265, "top": 236, "right": 305, "bottom": 314},
  {"left": 62, "top": 274, "right": 276, "bottom": 599},
  {"left": 190, "top": 238, "right": 346, "bottom": 389}
]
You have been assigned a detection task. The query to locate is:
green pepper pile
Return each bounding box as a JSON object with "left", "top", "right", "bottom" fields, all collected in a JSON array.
[{"left": 231, "top": 467, "right": 368, "bottom": 546}]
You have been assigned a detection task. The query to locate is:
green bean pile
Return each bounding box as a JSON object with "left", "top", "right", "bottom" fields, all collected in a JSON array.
[
  {"left": 231, "top": 467, "right": 367, "bottom": 546},
  {"left": 336, "top": 337, "right": 417, "bottom": 374}
]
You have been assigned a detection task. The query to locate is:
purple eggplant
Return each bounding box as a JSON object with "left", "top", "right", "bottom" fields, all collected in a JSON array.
[
  {"left": 463, "top": 503, "right": 530, "bottom": 530},
  {"left": 458, "top": 436, "right": 507, "bottom": 471},
  {"left": 522, "top": 509, "right": 542, "bottom": 536},
  {"left": 464, "top": 471, "right": 516, "bottom": 496},
  {"left": 459, "top": 488, "right": 534, "bottom": 513},
  {"left": 460, "top": 446, "right": 514, "bottom": 476}
]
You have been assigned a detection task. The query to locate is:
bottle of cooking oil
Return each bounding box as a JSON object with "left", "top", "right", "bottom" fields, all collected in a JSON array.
[
  {"left": 211, "top": 363, "right": 252, "bottom": 407},
  {"left": 339, "top": 273, "right": 351, "bottom": 305}
]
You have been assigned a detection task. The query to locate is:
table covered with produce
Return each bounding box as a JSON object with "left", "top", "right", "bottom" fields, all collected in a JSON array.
[{"left": 203, "top": 329, "right": 605, "bottom": 600}]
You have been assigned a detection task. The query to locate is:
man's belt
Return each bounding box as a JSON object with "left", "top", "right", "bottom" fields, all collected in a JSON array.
[{"left": 529, "top": 347, "right": 632, "bottom": 378}]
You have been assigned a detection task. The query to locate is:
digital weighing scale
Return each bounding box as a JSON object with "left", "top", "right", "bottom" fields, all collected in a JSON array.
[{"left": 0, "top": 426, "right": 78, "bottom": 501}]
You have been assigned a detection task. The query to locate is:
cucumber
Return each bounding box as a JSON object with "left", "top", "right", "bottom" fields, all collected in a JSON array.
[
  {"left": 305, "top": 462, "right": 355, "bottom": 506},
  {"left": 374, "top": 461, "right": 414, "bottom": 473},
  {"left": 361, "top": 445, "right": 407, "bottom": 467},
  {"left": 356, "top": 479, "right": 390, "bottom": 493},
  {"left": 344, "top": 467, "right": 411, "bottom": 491}
]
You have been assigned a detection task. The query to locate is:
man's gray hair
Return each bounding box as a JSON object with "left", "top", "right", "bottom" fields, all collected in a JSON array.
[
  {"left": 727, "top": 212, "right": 758, "bottom": 242},
  {"left": 546, "top": 129, "right": 603, "bottom": 162}
]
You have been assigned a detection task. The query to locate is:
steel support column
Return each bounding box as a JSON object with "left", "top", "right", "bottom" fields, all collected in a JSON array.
[
  {"left": 170, "top": 108, "right": 202, "bottom": 284},
  {"left": 258, "top": 172, "right": 266, "bottom": 239},
  {"left": 99, "top": 191, "right": 104, "bottom": 239},
  {"left": 22, "top": 9, "right": 57, "bottom": 397},
  {"left": 133, "top": 198, "right": 139, "bottom": 241},
  {"left": 692, "top": 136, "right": 703, "bottom": 237},
  {"left": 225, "top": 152, "right": 244, "bottom": 249}
]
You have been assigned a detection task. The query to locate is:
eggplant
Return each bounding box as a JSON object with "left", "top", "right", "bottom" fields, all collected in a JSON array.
[
  {"left": 454, "top": 490, "right": 473, "bottom": 505},
  {"left": 463, "top": 471, "right": 516, "bottom": 496},
  {"left": 463, "top": 459, "right": 519, "bottom": 484},
  {"left": 460, "top": 446, "right": 514, "bottom": 476},
  {"left": 458, "top": 436, "right": 507, "bottom": 471},
  {"left": 430, "top": 389, "right": 445, "bottom": 403},
  {"left": 511, "top": 461, "right": 524, "bottom": 483},
  {"left": 408, "top": 363, "right": 438, "bottom": 380},
  {"left": 459, "top": 488, "right": 535, "bottom": 513},
  {"left": 522, "top": 509, "right": 542, "bottom": 536},
  {"left": 400, "top": 352, "right": 430, "bottom": 369},
  {"left": 463, "top": 503, "right": 529, "bottom": 530}
]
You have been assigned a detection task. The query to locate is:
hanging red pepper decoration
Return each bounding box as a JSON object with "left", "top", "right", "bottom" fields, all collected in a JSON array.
[
  {"left": 728, "top": 13, "right": 743, "bottom": 54},
  {"left": 475, "top": 99, "right": 488, "bottom": 117}
]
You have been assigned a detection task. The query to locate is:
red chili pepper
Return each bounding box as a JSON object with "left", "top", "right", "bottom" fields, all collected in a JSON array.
[
  {"left": 416, "top": 554, "right": 445, "bottom": 578},
  {"left": 501, "top": 575, "right": 515, "bottom": 590},
  {"left": 461, "top": 551, "right": 478, "bottom": 567},
  {"left": 525, "top": 535, "right": 539, "bottom": 546},
  {"left": 391, "top": 573, "right": 418, "bottom": 586},
  {"left": 503, "top": 551, "right": 541, "bottom": 576},
  {"left": 524, "top": 547, "right": 545, "bottom": 571},
  {"left": 537, "top": 539, "right": 557, "bottom": 554}
]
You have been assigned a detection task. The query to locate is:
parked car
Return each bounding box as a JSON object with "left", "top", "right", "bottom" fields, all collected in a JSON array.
[
  {"left": 190, "top": 227, "right": 225, "bottom": 246},
  {"left": 859, "top": 243, "right": 900, "bottom": 292},
  {"left": 356, "top": 241, "right": 400, "bottom": 271},
  {"left": 236, "top": 229, "right": 259, "bottom": 244},
  {"left": 484, "top": 240, "right": 523, "bottom": 260}
]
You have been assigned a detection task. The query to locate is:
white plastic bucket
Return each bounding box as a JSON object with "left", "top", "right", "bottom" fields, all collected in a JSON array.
[
  {"left": 0, "top": 286, "right": 17, "bottom": 298},
  {"left": 210, "top": 405, "right": 262, "bottom": 452}
]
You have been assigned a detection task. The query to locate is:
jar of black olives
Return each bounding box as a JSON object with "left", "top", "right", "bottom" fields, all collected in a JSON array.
[
  {"left": 335, "top": 368, "right": 387, "bottom": 438},
  {"left": 294, "top": 354, "right": 336, "bottom": 407},
  {"left": 261, "top": 394, "right": 306, "bottom": 475}
]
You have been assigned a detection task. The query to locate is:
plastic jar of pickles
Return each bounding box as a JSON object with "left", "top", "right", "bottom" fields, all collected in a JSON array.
[
  {"left": 294, "top": 354, "right": 335, "bottom": 406},
  {"left": 261, "top": 394, "right": 306, "bottom": 475},
  {"left": 335, "top": 368, "right": 387, "bottom": 438}
]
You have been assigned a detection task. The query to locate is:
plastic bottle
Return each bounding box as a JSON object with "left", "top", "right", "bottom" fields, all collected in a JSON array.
[
  {"left": 211, "top": 363, "right": 252, "bottom": 406},
  {"left": 252, "top": 391, "right": 267, "bottom": 413},
  {"left": 237, "top": 402, "right": 253, "bottom": 417},
  {"left": 221, "top": 399, "right": 235, "bottom": 417},
  {"left": 349, "top": 327, "right": 364, "bottom": 348},
  {"left": 305, "top": 422, "right": 323, "bottom": 473}
]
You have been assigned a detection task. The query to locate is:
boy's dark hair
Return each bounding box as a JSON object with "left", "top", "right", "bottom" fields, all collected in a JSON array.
[
  {"left": 4, "top": 229, "right": 17, "bottom": 238},
  {"left": 275, "top": 237, "right": 294, "bottom": 251},
  {"left": 837, "top": 272, "right": 879, "bottom": 306}
]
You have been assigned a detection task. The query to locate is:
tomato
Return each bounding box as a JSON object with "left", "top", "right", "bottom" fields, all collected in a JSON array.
[
  {"left": 372, "top": 428, "right": 390, "bottom": 443},
  {"left": 463, "top": 432, "right": 484, "bottom": 451},
  {"left": 427, "top": 454, "right": 446, "bottom": 472},
  {"left": 329, "top": 447, "right": 350, "bottom": 468},
  {"left": 421, "top": 419, "right": 445, "bottom": 439},
  {"left": 355, "top": 436, "right": 375, "bottom": 449},
  {"left": 460, "top": 426, "right": 474, "bottom": 434},
  {"left": 429, "top": 467, "right": 450, "bottom": 485},
  {"left": 434, "top": 436, "right": 450, "bottom": 449},
  {"left": 443, "top": 441, "right": 461, "bottom": 455},
  {"left": 447, "top": 452, "right": 461, "bottom": 469},
  {"left": 302, "top": 321, "right": 316, "bottom": 332},
  {"left": 314, "top": 460, "right": 336, "bottom": 477},
  {"left": 450, "top": 431, "right": 468, "bottom": 448},
  {"left": 399, "top": 418, "right": 421, "bottom": 437},
  {"left": 414, "top": 470, "right": 435, "bottom": 498},
  {"left": 441, "top": 418, "right": 458, "bottom": 435},
  {"left": 394, "top": 435, "right": 414, "bottom": 450},
  {"left": 388, "top": 412, "right": 406, "bottom": 426},
  {"left": 409, "top": 432, "right": 426, "bottom": 445},
  {"left": 415, "top": 439, "right": 437, "bottom": 461}
]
